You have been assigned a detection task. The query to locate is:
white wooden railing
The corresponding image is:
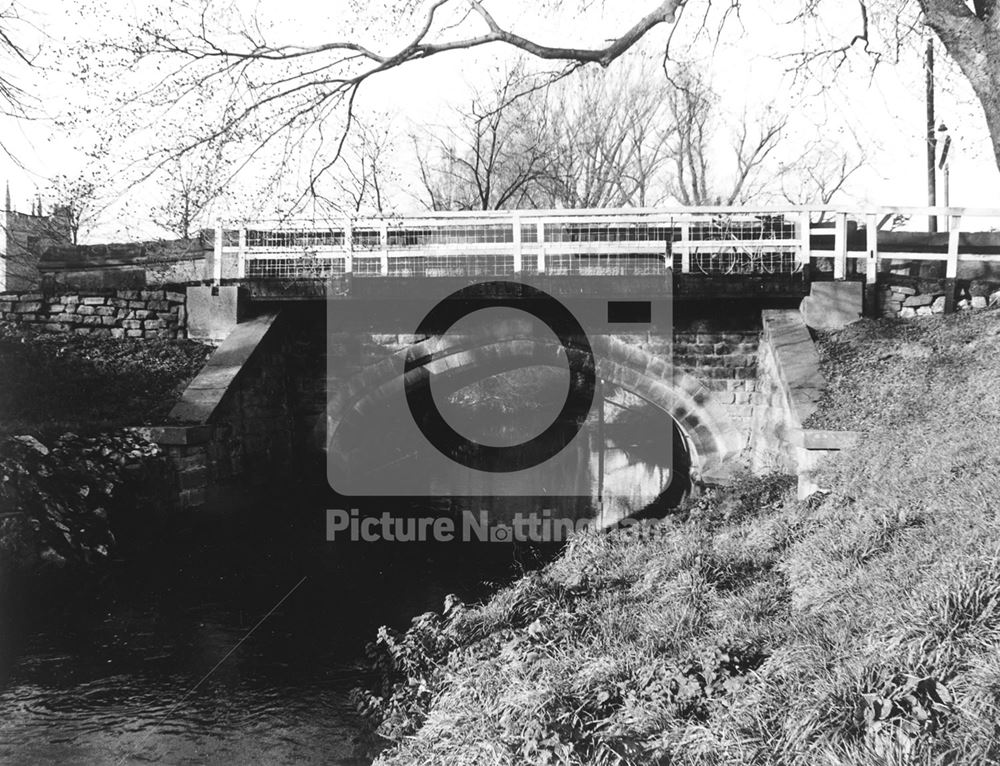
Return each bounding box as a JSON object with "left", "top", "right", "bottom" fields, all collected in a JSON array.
[{"left": 213, "top": 205, "right": 1000, "bottom": 284}]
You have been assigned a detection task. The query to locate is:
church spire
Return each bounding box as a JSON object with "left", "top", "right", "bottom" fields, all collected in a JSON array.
[{"left": 4, "top": 181, "right": 10, "bottom": 213}]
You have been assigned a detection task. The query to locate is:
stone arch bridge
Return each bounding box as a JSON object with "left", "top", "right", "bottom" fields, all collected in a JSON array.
[
  {"left": 158, "top": 207, "right": 884, "bottom": 507},
  {"left": 322, "top": 305, "right": 750, "bottom": 486}
]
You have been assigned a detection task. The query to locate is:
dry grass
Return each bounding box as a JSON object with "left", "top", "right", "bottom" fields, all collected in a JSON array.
[{"left": 361, "top": 308, "right": 1000, "bottom": 766}]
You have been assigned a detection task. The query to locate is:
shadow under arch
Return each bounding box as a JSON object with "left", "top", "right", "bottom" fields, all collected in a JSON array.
[{"left": 323, "top": 330, "right": 741, "bottom": 488}]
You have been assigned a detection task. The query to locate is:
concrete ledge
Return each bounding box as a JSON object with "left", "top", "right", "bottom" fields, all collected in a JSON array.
[
  {"left": 760, "top": 309, "right": 859, "bottom": 497},
  {"left": 186, "top": 285, "right": 248, "bottom": 342},
  {"left": 800, "top": 281, "right": 863, "bottom": 330},
  {"left": 168, "top": 311, "right": 280, "bottom": 424},
  {"left": 800, "top": 429, "right": 861, "bottom": 450},
  {"left": 761, "top": 309, "right": 825, "bottom": 427}
]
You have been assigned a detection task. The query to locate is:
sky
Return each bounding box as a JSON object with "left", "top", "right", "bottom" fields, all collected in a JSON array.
[{"left": 2, "top": 0, "right": 999, "bottom": 241}]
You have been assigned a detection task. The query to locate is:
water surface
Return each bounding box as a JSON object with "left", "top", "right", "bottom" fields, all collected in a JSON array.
[{"left": 0, "top": 402, "right": 682, "bottom": 764}]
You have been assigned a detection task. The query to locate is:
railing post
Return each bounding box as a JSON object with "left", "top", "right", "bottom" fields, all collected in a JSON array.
[
  {"left": 343, "top": 217, "right": 353, "bottom": 274},
  {"left": 536, "top": 221, "right": 545, "bottom": 272},
  {"left": 798, "top": 209, "right": 812, "bottom": 270},
  {"left": 865, "top": 212, "right": 879, "bottom": 282},
  {"left": 945, "top": 214, "right": 961, "bottom": 313},
  {"left": 680, "top": 219, "right": 691, "bottom": 274},
  {"left": 213, "top": 219, "right": 223, "bottom": 286},
  {"left": 946, "top": 215, "right": 960, "bottom": 279},
  {"left": 865, "top": 212, "right": 878, "bottom": 317},
  {"left": 512, "top": 212, "right": 522, "bottom": 274},
  {"left": 833, "top": 211, "right": 847, "bottom": 280},
  {"left": 237, "top": 225, "right": 247, "bottom": 279},
  {"left": 379, "top": 220, "right": 389, "bottom": 276}
]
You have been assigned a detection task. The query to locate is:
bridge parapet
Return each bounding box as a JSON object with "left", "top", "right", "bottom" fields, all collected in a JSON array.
[
  {"left": 213, "top": 205, "right": 1000, "bottom": 288},
  {"left": 220, "top": 207, "right": 802, "bottom": 282}
]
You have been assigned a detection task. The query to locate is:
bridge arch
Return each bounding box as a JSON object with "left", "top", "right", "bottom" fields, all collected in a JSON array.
[{"left": 325, "top": 332, "right": 741, "bottom": 484}]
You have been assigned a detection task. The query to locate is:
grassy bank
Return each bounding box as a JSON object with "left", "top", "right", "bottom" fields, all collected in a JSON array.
[{"left": 358, "top": 309, "right": 1000, "bottom": 765}]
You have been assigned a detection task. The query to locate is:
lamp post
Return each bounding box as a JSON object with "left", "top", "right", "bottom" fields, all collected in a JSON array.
[{"left": 938, "top": 122, "right": 951, "bottom": 230}]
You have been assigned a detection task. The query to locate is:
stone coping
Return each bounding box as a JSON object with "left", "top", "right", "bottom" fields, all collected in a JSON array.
[
  {"left": 761, "top": 309, "right": 823, "bottom": 425},
  {"left": 167, "top": 311, "right": 280, "bottom": 424},
  {"left": 761, "top": 309, "right": 859, "bottom": 453}
]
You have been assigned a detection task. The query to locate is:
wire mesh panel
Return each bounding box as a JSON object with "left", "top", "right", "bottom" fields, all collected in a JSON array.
[
  {"left": 688, "top": 215, "right": 797, "bottom": 241},
  {"left": 546, "top": 253, "right": 669, "bottom": 276},
  {"left": 352, "top": 228, "right": 382, "bottom": 250},
  {"left": 385, "top": 254, "right": 516, "bottom": 277},
  {"left": 245, "top": 256, "right": 346, "bottom": 279},
  {"left": 352, "top": 256, "right": 383, "bottom": 276},
  {"left": 238, "top": 211, "right": 809, "bottom": 279},
  {"left": 427, "top": 254, "right": 515, "bottom": 276},
  {"left": 542, "top": 222, "right": 677, "bottom": 243},
  {"left": 681, "top": 249, "right": 800, "bottom": 275},
  {"left": 386, "top": 223, "right": 514, "bottom": 248},
  {"left": 679, "top": 214, "right": 800, "bottom": 275},
  {"left": 518, "top": 257, "right": 539, "bottom": 275},
  {"left": 245, "top": 228, "right": 345, "bottom": 249}
]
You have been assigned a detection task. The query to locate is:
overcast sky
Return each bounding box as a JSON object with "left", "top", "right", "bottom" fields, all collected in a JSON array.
[{"left": 2, "top": 0, "right": 998, "bottom": 240}]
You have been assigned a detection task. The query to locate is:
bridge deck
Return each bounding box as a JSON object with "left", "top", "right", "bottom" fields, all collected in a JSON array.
[{"left": 244, "top": 273, "right": 812, "bottom": 302}]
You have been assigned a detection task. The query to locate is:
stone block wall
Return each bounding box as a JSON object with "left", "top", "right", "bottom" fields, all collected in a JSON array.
[
  {"left": 749, "top": 310, "right": 860, "bottom": 497},
  {"left": 0, "top": 288, "right": 187, "bottom": 338},
  {"left": 316, "top": 325, "right": 762, "bottom": 464},
  {"left": 154, "top": 366, "right": 294, "bottom": 510},
  {"left": 672, "top": 324, "right": 761, "bottom": 454},
  {"left": 273, "top": 299, "right": 768, "bottom": 474},
  {"left": 877, "top": 279, "right": 999, "bottom": 319},
  {"left": 204, "top": 332, "right": 294, "bottom": 493},
  {"left": 41, "top": 235, "right": 211, "bottom": 291},
  {"left": 747, "top": 322, "right": 804, "bottom": 473},
  {"left": 149, "top": 313, "right": 293, "bottom": 509},
  {"left": 162, "top": 440, "right": 213, "bottom": 511}
]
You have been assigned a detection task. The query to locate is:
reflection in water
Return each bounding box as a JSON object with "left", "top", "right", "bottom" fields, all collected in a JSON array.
[
  {"left": 0, "top": 506, "right": 536, "bottom": 765},
  {"left": 431, "top": 417, "right": 689, "bottom": 535},
  {"left": 0, "top": 377, "right": 689, "bottom": 764},
  {"left": 337, "top": 368, "right": 690, "bottom": 515}
]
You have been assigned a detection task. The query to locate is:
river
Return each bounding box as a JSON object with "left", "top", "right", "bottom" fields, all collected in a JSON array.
[{"left": 0, "top": 404, "right": 682, "bottom": 764}]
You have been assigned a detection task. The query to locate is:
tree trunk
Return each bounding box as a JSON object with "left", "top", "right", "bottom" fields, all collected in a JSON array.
[{"left": 921, "top": 0, "right": 1000, "bottom": 175}]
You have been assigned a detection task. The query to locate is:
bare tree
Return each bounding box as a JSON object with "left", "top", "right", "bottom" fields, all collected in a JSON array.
[
  {"left": 662, "top": 70, "right": 788, "bottom": 206},
  {"left": 780, "top": 139, "right": 868, "bottom": 219},
  {"left": 47, "top": 173, "right": 100, "bottom": 245},
  {"left": 414, "top": 66, "right": 552, "bottom": 210},
  {"left": 0, "top": 2, "right": 35, "bottom": 163},
  {"left": 66, "top": 0, "right": 1000, "bottom": 205},
  {"left": 414, "top": 60, "right": 677, "bottom": 211},
  {"left": 663, "top": 74, "right": 712, "bottom": 206},
  {"left": 326, "top": 118, "right": 398, "bottom": 214},
  {"left": 150, "top": 156, "right": 221, "bottom": 239},
  {"left": 538, "top": 63, "right": 675, "bottom": 208},
  {"left": 70, "top": 1, "right": 683, "bottom": 207},
  {"left": 773, "top": 0, "right": 1000, "bottom": 174},
  {"left": 413, "top": 59, "right": 827, "bottom": 213},
  {"left": 918, "top": 0, "right": 1000, "bottom": 169}
]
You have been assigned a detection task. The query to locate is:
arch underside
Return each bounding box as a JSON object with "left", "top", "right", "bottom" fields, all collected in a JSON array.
[{"left": 325, "top": 333, "right": 741, "bottom": 483}]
